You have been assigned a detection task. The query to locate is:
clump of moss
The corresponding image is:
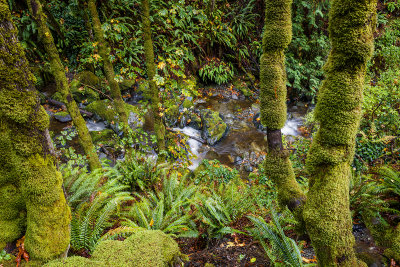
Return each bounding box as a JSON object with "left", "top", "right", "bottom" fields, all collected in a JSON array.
[
  {"left": 77, "top": 71, "right": 100, "bottom": 87},
  {"left": 86, "top": 99, "right": 142, "bottom": 127},
  {"left": 45, "top": 230, "right": 184, "bottom": 267},
  {"left": 200, "top": 110, "right": 228, "bottom": 146}
]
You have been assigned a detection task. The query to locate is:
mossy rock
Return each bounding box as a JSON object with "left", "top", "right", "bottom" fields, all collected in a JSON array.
[
  {"left": 200, "top": 109, "right": 228, "bottom": 146},
  {"left": 86, "top": 100, "right": 143, "bottom": 130},
  {"left": 77, "top": 71, "right": 100, "bottom": 87},
  {"left": 53, "top": 112, "right": 72, "bottom": 123},
  {"left": 119, "top": 79, "right": 136, "bottom": 91},
  {"left": 45, "top": 230, "right": 184, "bottom": 267},
  {"left": 90, "top": 129, "right": 117, "bottom": 146},
  {"left": 70, "top": 79, "right": 100, "bottom": 104},
  {"left": 51, "top": 92, "right": 64, "bottom": 103}
]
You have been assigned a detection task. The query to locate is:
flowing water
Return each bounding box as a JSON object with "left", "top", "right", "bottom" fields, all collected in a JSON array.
[{"left": 175, "top": 96, "right": 308, "bottom": 171}]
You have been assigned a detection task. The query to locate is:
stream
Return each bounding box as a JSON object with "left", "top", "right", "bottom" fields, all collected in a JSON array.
[{"left": 174, "top": 96, "right": 308, "bottom": 171}]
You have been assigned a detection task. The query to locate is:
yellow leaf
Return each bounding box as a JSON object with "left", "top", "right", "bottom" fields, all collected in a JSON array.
[
  {"left": 149, "top": 218, "right": 154, "bottom": 227},
  {"left": 157, "top": 61, "right": 166, "bottom": 70}
]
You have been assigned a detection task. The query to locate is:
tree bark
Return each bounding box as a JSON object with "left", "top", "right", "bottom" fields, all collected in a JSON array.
[
  {"left": 303, "top": 0, "right": 377, "bottom": 265},
  {"left": 0, "top": 0, "right": 70, "bottom": 260},
  {"left": 87, "top": 0, "right": 128, "bottom": 128},
  {"left": 260, "top": 0, "right": 305, "bottom": 216},
  {"left": 141, "top": 0, "right": 166, "bottom": 159},
  {"left": 27, "top": 0, "right": 101, "bottom": 171}
]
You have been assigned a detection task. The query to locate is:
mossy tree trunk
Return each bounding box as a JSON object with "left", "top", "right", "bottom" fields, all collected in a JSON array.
[
  {"left": 0, "top": 0, "right": 70, "bottom": 260},
  {"left": 141, "top": 0, "right": 166, "bottom": 158},
  {"left": 260, "top": 0, "right": 305, "bottom": 215},
  {"left": 27, "top": 0, "right": 101, "bottom": 171},
  {"left": 303, "top": 0, "right": 376, "bottom": 266},
  {"left": 87, "top": 0, "right": 128, "bottom": 128}
]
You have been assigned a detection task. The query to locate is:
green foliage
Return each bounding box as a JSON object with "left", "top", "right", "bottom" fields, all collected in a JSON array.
[
  {"left": 0, "top": 250, "right": 11, "bottom": 261},
  {"left": 286, "top": 0, "right": 330, "bottom": 101},
  {"left": 349, "top": 173, "right": 396, "bottom": 221},
  {"left": 285, "top": 136, "right": 312, "bottom": 177},
  {"left": 193, "top": 179, "right": 254, "bottom": 238},
  {"left": 248, "top": 207, "right": 309, "bottom": 267},
  {"left": 384, "top": 0, "right": 400, "bottom": 14},
  {"left": 196, "top": 159, "right": 239, "bottom": 185},
  {"left": 199, "top": 58, "right": 234, "bottom": 85},
  {"left": 353, "top": 135, "right": 387, "bottom": 172},
  {"left": 123, "top": 173, "right": 198, "bottom": 237},
  {"left": 380, "top": 166, "right": 400, "bottom": 197},
  {"left": 362, "top": 68, "right": 400, "bottom": 137},
  {"left": 111, "top": 151, "right": 168, "bottom": 191},
  {"left": 62, "top": 165, "right": 133, "bottom": 252}
]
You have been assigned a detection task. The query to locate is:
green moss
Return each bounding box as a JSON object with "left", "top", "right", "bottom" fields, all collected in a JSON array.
[
  {"left": 119, "top": 79, "right": 136, "bottom": 91},
  {"left": 263, "top": 152, "right": 305, "bottom": 210},
  {"left": 54, "top": 111, "right": 69, "bottom": 117},
  {"left": 303, "top": 0, "right": 376, "bottom": 265},
  {"left": 141, "top": 0, "right": 166, "bottom": 155},
  {"left": 259, "top": 52, "right": 287, "bottom": 129},
  {"left": 200, "top": 110, "right": 228, "bottom": 146},
  {"left": 385, "top": 226, "right": 400, "bottom": 262},
  {"left": 262, "top": 0, "right": 292, "bottom": 51},
  {"left": 45, "top": 230, "right": 183, "bottom": 267},
  {"left": 86, "top": 99, "right": 142, "bottom": 126},
  {"left": 90, "top": 129, "right": 117, "bottom": 145},
  {"left": 44, "top": 256, "right": 103, "bottom": 267},
  {"left": 27, "top": 0, "right": 100, "bottom": 171},
  {"left": 88, "top": 0, "right": 128, "bottom": 125},
  {"left": 70, "top": 79, "right": 100, "bottom": 104},
  {"left": 77, "top": 71, "right": 100, "bottom": 87},
  {"left": 0, "top": 2, "right": 72, "bottom": 260},
  {"left": 259, "top": 0, "right": 291, "bottom": 130},
  {"left": 51, "top": 92, "right": 63, "bottom": 102}
]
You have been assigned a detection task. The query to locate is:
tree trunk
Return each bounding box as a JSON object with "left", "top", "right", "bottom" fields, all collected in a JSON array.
[
  {"left": 27, "top": 0, "right": 101, "bottom": 171},
  {"left": 87, "top": 0, "right": 128, "bottom": 128},
  {"left": 260, "top": 0, "right": 305, "bottom": 216},
  {"left": 141, "top": 0, "right": 166, "bottom": 158},
  {"left": 0, "top": 0, "right": 70, "bottom": 260},
  {"left": 303, "top": 0, "right": 377, "bottom": 265}
]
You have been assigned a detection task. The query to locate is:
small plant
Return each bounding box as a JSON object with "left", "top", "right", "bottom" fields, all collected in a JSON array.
[
  {"left": 196, "top": 159, "right": 239, "bottom": 185},
  {"left": 194, "top": 179, "right": 255, "bottom": 239},
  {"left": 199, "top": 58, "right": 234, "bottom": 85},
  {"left": 62, "top": 164, "right": 133, "bottom": 252},
  {"left": 380, "top": 166, "right": 400, "bottom": 197},
  {"left": 350, "top": 174, "right": 395, "bottom": 220},
  {"left": 248, "top": 207, "right": 311, "bottom": 267},
  {"left": 123, "top": 173, "right": 198, "bottom": 237},
  {"left": 112, "top": 150, "right": 169, "bottom": 191},
  {"left": 0, "top": 249, "right": 11, "bottom": 261}
]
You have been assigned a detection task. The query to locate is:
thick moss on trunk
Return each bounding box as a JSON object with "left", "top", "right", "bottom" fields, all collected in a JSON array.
[
  {"left": 142, "top": 0, "right": 166, "bottom": 156},
  {"left": 0, "top": 0, "right": 70, "bottom": 260},
  {"left": 260, "top": 0, "right": 305, "bottom": 214},
  {"left": 87, "top": 0, "right": 128, "bottom": 127},
  {"left": 303, "top": 0, "right": 376, "bottom": 266},
  {"left": 27, "top": 0, "right": 101, "bottom": 171}
]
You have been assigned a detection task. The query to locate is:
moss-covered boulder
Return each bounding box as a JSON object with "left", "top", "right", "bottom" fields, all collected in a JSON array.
[
  {"left": 53, "top": 111, "right": 72, "bottom": 123},
  {"left": 200, "top": 109, "right": 228, "bottom": 146},
  {"left": 70, "top": 79, "right": 100, "bottom": 104},
  {"left": 45, "top": 230, "right": 184, "bottom": 267},
  {"left": 86, "top": 100, "right": 143, "bottom": 130},
  {"left": 119, "top": 79, "right": 136, "bottom": 91},
  {"left": 51, "top": 92, "right": 64, "bottom": 102},
  {"left": 77, "top": 71, "right": 100, "bottom": 87},
  {"left": 90, "top": 129, "right": 117, "bottom": 147}
]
